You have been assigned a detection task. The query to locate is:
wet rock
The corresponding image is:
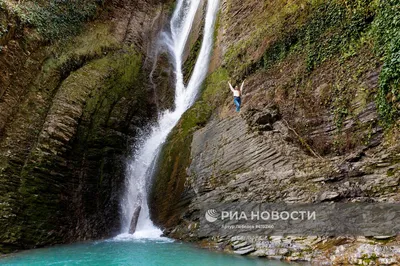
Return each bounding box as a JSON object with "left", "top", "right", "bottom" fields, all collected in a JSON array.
[
  {"left": 373, "top": 235, "right": 396, "bottom": 240},
  {"left": 378, "top": 257, "right": 398, "bottom": 265},
  {"left": 129, "top": 205, "right": 142, "bottom": 234},
  {"left": 175, "top": 111, "right": 400, "bottom": 262},
  {"left": 234, "top": 245, "right": 255, "bottom": 255},
  {"left": 277, "top": 248, "right": 289, "bottom": 255},
  {"left": 232, "top": 241, "right": 249, "bottom": 250},
  {"left": 251, "top": 249, "right": 267, "bottom": 257},
  {"left": 0, "top": 0, "right": 171, "bottom": 252}
]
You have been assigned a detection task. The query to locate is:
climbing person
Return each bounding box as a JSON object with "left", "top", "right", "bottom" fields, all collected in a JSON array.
[{"left": 228, "top": 80, "right": 245, "bottom": 112}]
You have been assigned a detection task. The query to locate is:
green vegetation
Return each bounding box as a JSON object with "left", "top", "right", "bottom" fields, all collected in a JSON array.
[
  {"left": 151, "top": 1, "right": 400, "bottom": 201},
  {"left": 222, "top": 0, "right": 309, "bottom": 76},
  {"left": 261, "top": 1, "right": 375, "bottom": 71},
  {"left": 213, "top": 8, "right": 221, "bottom": 46},
  {"left": 43, "top": 22, "right": 120, "bottom": 79},
  {"left": 373, "top": 0, "right": 400, "bottom": 126},
  {"left": 221, "top": 0, "right": 399, "bottom": 127},
  {"left": 79, "top": 48, "right": 144, "bottom": 137},
  {"left": 183, "top": 38, "right": 202, "bottom": 83},
  {"left": 0, "top": 7, "right": 147, "bottom": 250},
  {"left": 0, "top": 0, "right": 103, "bottom": 41},
  {"left": 17, "top": 49, "right": 145, "bottom": 247},
  {"left": 260, "top": 0, "right": 400, "bottom": 127},
  {"left": 360, "top": 252, "right": 379, "bottom": 264},
  {"left": 150, "top": 68, "right": 228, "bottom": 226},
  {"left": 180, "top": 68, "right": 229, "bottom": 135}
]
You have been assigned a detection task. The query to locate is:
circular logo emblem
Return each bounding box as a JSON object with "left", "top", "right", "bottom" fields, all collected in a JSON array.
[{"left": 205, "top": 209, "right": 219, "bottom": 223}]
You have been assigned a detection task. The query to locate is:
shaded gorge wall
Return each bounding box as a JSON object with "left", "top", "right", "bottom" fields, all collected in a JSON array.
[{"left": 0, "top": 0, "right": 173, "bottom": 252}]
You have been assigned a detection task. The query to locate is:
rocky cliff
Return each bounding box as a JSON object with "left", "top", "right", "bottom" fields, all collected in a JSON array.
[
  {"left": 150, "top": 0, "right": 400, "bottom": 264},
  {"left": 0, "top": 0, "right": 174, "bottom": 252},
  {"left": 1, "top": 0, "right": 400, "bottom": 263}
]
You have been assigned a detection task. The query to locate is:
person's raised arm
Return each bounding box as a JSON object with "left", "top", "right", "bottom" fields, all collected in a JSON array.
[
  {"left": 240, "top": 81, "right": 245, "bottom": 93},
  {"left": 228, "top": 81, "right": 235, "bottom": 92}
]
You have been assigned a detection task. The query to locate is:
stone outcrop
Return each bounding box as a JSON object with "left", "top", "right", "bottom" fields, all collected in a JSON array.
[
  {"left": 150, "top": 0, "right": 400, "bottom": 264},
  {"left": 187, "top": 113, "right": 399, "bottom": 206},
  {"left": 153, "top": 85, "right": 400, "bottom": 264},
  {"left": 0, "top": 0, "right": 173, "bottom": 252}
]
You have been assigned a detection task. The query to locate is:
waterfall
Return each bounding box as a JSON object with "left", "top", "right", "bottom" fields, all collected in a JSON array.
[{"left": 118, "top": 0, "right": 220, "bottom": 238}]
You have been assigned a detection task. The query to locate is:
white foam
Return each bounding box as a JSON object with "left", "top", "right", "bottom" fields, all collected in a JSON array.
[
  {"left": 113, "top": 231, "right": 173, "bottom": 243},
  {"left": 119, "top": 0, "right": 220, "bottom": 238}
]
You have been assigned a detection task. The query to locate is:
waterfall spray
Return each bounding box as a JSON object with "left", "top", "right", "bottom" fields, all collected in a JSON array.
[{"left": 119, "top": 0, "right": 220, "bottom": 238}]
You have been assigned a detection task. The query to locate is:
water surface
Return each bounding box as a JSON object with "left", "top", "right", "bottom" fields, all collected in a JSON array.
[{"left": 0, "top": 237, "right": 293, "bottom": 266}]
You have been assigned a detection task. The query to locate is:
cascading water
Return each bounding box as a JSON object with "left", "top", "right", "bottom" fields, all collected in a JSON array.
[{"left": 118, "top": 0, "right": 220, "bottom": 238}]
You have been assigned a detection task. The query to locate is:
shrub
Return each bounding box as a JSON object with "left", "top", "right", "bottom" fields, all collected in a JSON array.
[
  {"left": 373, "top": 0, "right": 400, "bottom": 126},
  {"left": 7, "top": 0, "right": 104, "bottom": 41}
]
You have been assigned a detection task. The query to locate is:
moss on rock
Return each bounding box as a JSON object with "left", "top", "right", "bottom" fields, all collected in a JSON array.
[
  {"left": 0, "top": 0, "right": 163, "bottom": 251},
  {"left": 150, "top": 68, "right": 228, "bottom": 227}
]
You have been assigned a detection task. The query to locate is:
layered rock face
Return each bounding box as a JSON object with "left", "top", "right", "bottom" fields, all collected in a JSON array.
[
  {"left": 151, "top": 0, "right": 400, "bottom": 263},
  {"left": 0, "top": 0, "right": 173, "bottom": 252}
]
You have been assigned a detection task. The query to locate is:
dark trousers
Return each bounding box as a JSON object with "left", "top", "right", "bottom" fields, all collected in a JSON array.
[{"left": 233, "top": 96, "right": 241, "bottom": 112}]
